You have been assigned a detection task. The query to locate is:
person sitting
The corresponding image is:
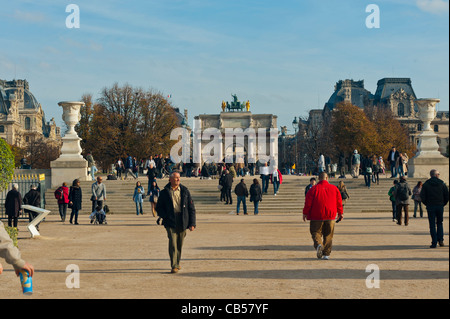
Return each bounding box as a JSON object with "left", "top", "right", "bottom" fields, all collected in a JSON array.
[{"left": 90, "top": 206, "right": 106, "bottom": 224}]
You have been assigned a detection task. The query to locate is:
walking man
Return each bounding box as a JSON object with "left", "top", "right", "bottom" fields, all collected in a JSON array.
[
  {"left": 303, "top": 172, "right": 343, "bottom": 260},
  {"left": 234, "top": 179, "right": 249, "bottom": 215},
  {"left": 156, "top": 171, "right": 196, "bottom": 273},
  {"left": 420, "top": 169, "right": 449, "bottom": 248}
]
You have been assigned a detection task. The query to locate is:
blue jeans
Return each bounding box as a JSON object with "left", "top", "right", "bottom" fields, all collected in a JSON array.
[
  {"left": 390, "top": 161, "right": 396, "bottom": 177},
  {"left": 236, "top": 196, "right": 247, "bottom": 215},
  {"left": 426, "top": 205, "right": 444, "bottom": 246},
  {"left": 273, "top": 180, "right": 280, "bottom": 194},
  {"left": 391, "top": 201, "right": 397, "bottom": 220},
  {"left": 364, "top": 173, "right": 371, "bottom": 188},
  {"left": 253, "top": 201, "right": 259, "bottom": 215},
  {"left": 135, "top": 201, "right": 143, "bottom": 215},
  {"left": 261, "top": 175, "right": 269, "bottom": 193}
]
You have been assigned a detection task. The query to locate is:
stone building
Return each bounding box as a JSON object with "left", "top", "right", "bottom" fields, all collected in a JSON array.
[
  {"left": 0, "top": 79, "right": 60, "bottom": 147},
  {"left": 312, "top": 77, "right": 448, "bottom": 156}
]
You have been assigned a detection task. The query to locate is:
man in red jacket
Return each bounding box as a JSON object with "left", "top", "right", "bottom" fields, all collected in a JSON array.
[{"left": 303, "top": 172, "right": 344, "bottom": 260}]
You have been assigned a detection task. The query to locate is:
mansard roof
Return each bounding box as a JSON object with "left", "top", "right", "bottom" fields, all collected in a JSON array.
[{"left": 374, "top": 78, "right": 417, "bottom": 101}]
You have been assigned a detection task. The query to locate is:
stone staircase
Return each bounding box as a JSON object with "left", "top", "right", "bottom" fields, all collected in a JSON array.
[{"left": 43, "top": 174, "right": 448, "bottom": 216}]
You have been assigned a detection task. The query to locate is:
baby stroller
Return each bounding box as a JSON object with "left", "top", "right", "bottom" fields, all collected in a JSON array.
[{"left": 90, "top": 206, "right": 108, "bottom": 225}]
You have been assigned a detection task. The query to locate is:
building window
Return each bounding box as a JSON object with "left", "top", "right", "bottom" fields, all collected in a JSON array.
[
  {"left": 26, "top": 136, "right": 29, "bottom": 142},
  {"left": 434, "top": 125, "right": 439, "bottom": 132},
  {"left": 0, "top": 125, "right": 4, "bottom": 133},
  {"left": 397, "top": 103, "right": 405, "bottom": 117},
  {"left": 25, "top": 117, "right": 31, "bottom": 130},
  {"left": 417, "top": 124, "right": 422, "bottom": 131}
]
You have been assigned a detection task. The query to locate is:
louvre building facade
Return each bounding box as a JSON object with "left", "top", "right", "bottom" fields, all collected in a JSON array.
[{"left": 0, "top": 79, "right": 60, "bottom": 147}]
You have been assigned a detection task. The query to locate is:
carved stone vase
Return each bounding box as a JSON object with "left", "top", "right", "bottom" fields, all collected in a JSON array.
[
  {"left": 408, "top": 98, "right": 448, "bottom": 182},
  {"left": 50, "top": 101, "right": 88, "bottom": 187}
]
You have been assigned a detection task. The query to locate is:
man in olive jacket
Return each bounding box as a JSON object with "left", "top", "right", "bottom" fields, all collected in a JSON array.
[
  {"left": 420, "top": 169, "right": 449, "bottom": 248},
  {"left": 156, "top": 171, "right": 196, "bottom": 273}
]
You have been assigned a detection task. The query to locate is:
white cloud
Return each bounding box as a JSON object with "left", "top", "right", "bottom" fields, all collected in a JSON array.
[{"left": 416, "top": 0, "right": 449, "bottom": 15}]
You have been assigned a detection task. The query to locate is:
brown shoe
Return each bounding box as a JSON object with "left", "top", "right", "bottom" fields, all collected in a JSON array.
[{"left": 171, "top": 268, "right": 178, "bottom": 273}]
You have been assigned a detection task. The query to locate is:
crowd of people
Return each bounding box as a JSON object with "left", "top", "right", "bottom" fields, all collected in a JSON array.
[{"left": 1, "top": 147, "right": 447, "bottom": 280}]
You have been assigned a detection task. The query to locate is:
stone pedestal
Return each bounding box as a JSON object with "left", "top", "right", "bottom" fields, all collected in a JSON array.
[
  {"left": 408, "top": 98, "right": 449, "bottom": 183},
  {"left": 50, "top": 101, "right": 88, "bottom": 188}
]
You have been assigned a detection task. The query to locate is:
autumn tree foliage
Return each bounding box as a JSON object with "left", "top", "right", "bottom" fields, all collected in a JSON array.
[
  {"left": 78, "top": 83, "right": 179, "bottom": 169},
  {"left": 330, "top": 102, "right": 414, "bottom": 160}
]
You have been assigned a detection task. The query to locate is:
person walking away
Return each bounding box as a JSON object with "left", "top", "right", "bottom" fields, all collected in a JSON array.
[
  {"left": 223, "top": 170, "right": 234, "bottom": 205},
  {"left": 234, "top": 179, "right": 249, "bottom": 215},
  {"left": 133, "top": 181, "right": 145, "bottom": 215},
  {"left": 362, "top": 155, "right": 373, "bottom": 188},
  {"left": 149, "top": 180, "right": 160, "bottom": 219},
  {"left": 371, "top": 156, "right": 381, "bottom": 185},
  {"left": 219, "top": 170, "right": 227, "bottom": 202},
  {"left": 305, "top": 178, "right": 316, "bottom": 196},
  {"left": 420, "top": 169, "right": 449, "bottom": 248},
  {"left": 388, "top": 180, "right": 399, "bottom": 222},
  {"left": 388, "top": 147, "right": 400, "bottom": 178},
  {"left": 394, "top": 176, "right": 412, "bottom": 226},
  {"left": 91, "top": 176, "right": 106, "bottom": 213},
  {"left": 351, "top": 150, "right": 361, "bottom": 178},
  {"left": 23, "top": 185, "right": 41, "bottom": 229},
  {"left": 68, "top": 179, "right": 82, "bottom": 225},
  {"left": 55, "top": 182, "right": 69, "bottom": 222},
  {"left": 338, "top": 181, "right": 350, "bottom": 206},
  {"left": 270, "top": 166, "right": 282, "bottom": 196},
  {"left": 412, "top": 181, "right": 424, "bottom": 218},
  {"left": 249, "top": 179, "right": 262, "bottom": 215},
  {"left": 155, "top": 172, "right": 196, "bottom": 273},
  {"left": 303, "top": 172, "right": 344, "bottom": 260},
  {"left": 260, "top": 162, "right": 270, "bottom": 193},
  {"left": 5, "top": 184, "right": 22, "bottom": 229}
]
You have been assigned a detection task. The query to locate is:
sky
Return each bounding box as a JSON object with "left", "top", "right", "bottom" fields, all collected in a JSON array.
[{"left": 1, "top": 0, "right": 449, "bottom": 134}]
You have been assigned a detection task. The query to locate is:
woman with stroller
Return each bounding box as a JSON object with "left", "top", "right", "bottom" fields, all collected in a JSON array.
[{"left": 133, "top": 181, "right": 145, "bottom": 215}]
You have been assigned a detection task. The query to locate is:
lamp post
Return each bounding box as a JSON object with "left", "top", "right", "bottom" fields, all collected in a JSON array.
[{"left": 292, "top": 117, "right": 298, "bottom": 174}]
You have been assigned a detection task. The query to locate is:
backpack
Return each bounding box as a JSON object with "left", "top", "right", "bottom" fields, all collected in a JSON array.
[
  {"left": 54, "top": 187, "right": 64, "bottom": 200},
  {"left": 397, "top": 183, "right": 409, "bottom": 201}
]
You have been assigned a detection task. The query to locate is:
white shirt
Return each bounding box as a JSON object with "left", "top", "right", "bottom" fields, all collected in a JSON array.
[{"left": 260, "top": 166, "right": 269, "bottom": 175}]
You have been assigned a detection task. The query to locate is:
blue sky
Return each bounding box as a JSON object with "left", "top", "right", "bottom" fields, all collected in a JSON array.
[{"left": 1, "top": 0, "right": 448, "bottom": 132}]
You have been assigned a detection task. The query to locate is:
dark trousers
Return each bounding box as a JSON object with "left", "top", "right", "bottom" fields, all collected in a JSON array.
[
  {"left": 225, "top": 187, "right": 232, "bottom": 204},
  {"left": 58, "top": 203, "right": 68, "bottom": 222},
  {"left": 396, "top": 204, "right": 409, "bottom": 225},
  {"left": 391, "top": 201, "right": 397, "bottom": 220},
  {"left": 8, "top": 215, "right": 18, "bottom": 227},
  {"left": 92, "top": 199, "right": 103, "bottom": 213},
  {"left": 426, "top": 205, "right": 444, "bottom": 246},
  {"left": 70, "top": 208, "right": 79, "bottom": 224}
]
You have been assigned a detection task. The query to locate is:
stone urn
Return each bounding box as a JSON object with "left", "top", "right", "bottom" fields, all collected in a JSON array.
[
  {"left": 408, "top": 98, "right": 448, "bottom": 182},
  {"left": 58, "top": 101, "right": 85, "bottom": 160},
  {"left": 414, "top": 98, "right": 441, "bottom": 157},
  {"left": 50, "top": 101, "right": 88, "bottom": 187}
]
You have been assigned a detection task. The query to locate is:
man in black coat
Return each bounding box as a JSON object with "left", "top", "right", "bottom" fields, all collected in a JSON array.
[
  {"left": 388, "top": 147, "right": 400, "bottom": 178},
  {"left": 222, "top": 170, "right": 234, "bottom": 205},
  {"left": 420, "top": 169, "right": 449, "bottom": 248},
  {"left": 156, "top": 171, "right": 196, "bottom": 273},
  {"left": 5, "top": 184, "right": 22, "bottom": 228},
  {"left": 23, "top": 185, "right": 41, "bottom": 229}
]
